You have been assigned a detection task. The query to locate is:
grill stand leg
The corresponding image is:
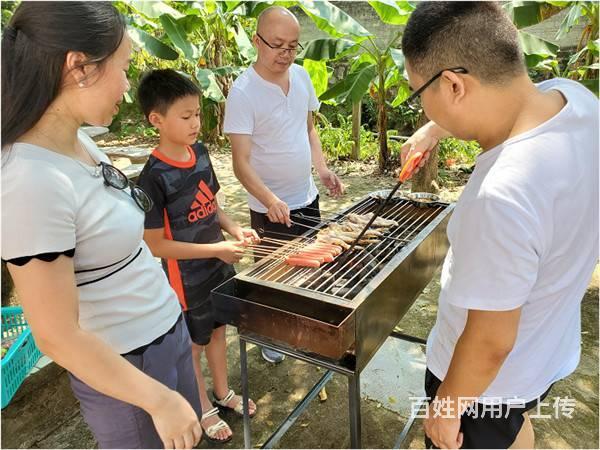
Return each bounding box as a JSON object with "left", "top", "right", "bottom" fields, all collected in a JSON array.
[
  {"left": 237, "top": 332, "right": 427, "bottom": 449},
  {"left": 389, "top": 332, "right": 428, "bottom": 449},
  {"left": 240, "top": 338, "right": 251, "bottom": 449},
  {"left": 348, "top": 373, "right": 362, "bottom": 449},
  {"left": 262, "top": 370, "right": 334, "bottom": 449}
]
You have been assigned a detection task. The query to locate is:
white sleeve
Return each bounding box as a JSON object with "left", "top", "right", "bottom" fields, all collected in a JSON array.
[
  {"left": 1, "top": 165, "right": 77, "bottom": 261},
  {"left": 442, "top": 196, "right": 542, "bottom": 311},
  {"left": 299, "top": 66, "right": 320, "bottom": 112},
  {"left": 223, "top": 88, "right": 254, "bottom": 135}
]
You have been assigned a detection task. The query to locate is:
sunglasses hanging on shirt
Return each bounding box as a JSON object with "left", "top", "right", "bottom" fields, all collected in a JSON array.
[{"left": 99, "top": 162, "right": 153, "bottom": 212}]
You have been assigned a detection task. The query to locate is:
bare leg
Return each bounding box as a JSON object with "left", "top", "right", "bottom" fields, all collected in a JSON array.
[
  {"left": 206, "top": 325, "right": 256, "bottom": 415},
  {"left": 192, "top": 343, "right": 232, "bottom": 441},
  {"left": 510, "top": 412, "right": 534, "bottom": 449},
  {"left": 205, "top": 326, "right": 229, "bottom": 399}
]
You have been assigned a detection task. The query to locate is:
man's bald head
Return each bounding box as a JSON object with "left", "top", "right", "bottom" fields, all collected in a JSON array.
[{"left": 257, "top": 6, "right": 300, "bottom": 34}]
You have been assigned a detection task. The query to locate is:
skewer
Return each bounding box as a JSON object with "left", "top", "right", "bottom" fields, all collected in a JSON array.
[
  {"left": 259, "top": 238, "right": 336, "bottom": 252},
  {"left": 256, "top": 228, "right": 315, "bottom": 241},
  {"left": 289, "top": 219, "right": 326, "bottom": 232},
  {"left": 290, "top": 212, "right": 339, "bottom": 224}
]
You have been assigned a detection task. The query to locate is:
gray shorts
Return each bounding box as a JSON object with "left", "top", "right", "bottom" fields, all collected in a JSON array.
[{"left": 68, "top": 316, "right": 201, "bottom": 449}]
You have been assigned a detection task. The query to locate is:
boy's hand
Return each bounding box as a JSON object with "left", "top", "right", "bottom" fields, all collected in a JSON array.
[
  {"left": 231, "top": 227, "right": 260, "bottom": 245},
  {"left": 214, "top": 241, "right": 245, "bottom": 264}
]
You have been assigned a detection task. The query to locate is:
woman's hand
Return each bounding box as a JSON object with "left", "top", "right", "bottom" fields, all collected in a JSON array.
[{"left": 149, "top": 389, "right": 202, "bottom": 449}]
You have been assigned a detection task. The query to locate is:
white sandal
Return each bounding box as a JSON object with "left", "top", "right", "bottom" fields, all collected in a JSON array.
[
  {"left": 213, "top": 389, "right": 256, "bottom": 417},
  {"left": 201, "top": 406, "right": 232, "bottom": 444}
]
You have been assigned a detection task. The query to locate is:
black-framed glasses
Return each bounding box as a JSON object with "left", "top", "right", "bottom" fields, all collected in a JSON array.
[
  {"left": 405, "top": 67, "right": 469, "bottom": 111},
  {"left": 99, "top": 162, "right": 153, "bottom": 212},
  {"left": 256, "top": 32, "right": 304, "bottom": 55}
]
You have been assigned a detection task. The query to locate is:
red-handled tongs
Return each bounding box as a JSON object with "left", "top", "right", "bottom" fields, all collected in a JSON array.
[{"left": 343, "top": 151, "right": 425, "bottom": 256}]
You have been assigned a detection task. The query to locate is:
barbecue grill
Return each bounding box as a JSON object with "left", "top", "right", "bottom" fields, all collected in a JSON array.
[{"left": 213, "top": 192, "right": 454, "bottom": 448}]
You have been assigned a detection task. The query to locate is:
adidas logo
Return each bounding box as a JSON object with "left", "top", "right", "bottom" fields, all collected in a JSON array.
[{"left": 188, "top": 180, "right": 217, "bottom": 222}]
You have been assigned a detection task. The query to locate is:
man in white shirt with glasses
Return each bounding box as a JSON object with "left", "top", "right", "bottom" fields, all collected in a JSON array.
[{"left": 224, "top": 6, "right": 344, "bottom": 364}]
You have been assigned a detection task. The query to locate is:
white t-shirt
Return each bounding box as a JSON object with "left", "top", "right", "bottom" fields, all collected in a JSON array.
[
  {"left": 426, "top": 78, "right": 599, "bottom": 402},
  {"left": 1, "top": 132, "right": 181, "bottom": 354},
  {"left": 223, "top": 63, "right": 320, "bottom": 213}
]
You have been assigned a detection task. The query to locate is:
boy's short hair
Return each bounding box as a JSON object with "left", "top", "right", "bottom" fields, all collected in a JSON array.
[
  {"left": 402, "top": 2, "right": 526, "bottom": 84},
  {"left": 137, "top": 69, "right": 201, "bottom": 119}
]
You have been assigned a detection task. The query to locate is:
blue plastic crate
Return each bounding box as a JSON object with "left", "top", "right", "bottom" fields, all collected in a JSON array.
[{"left": 1, "top": 306, "right": 42, "bottom": 408}]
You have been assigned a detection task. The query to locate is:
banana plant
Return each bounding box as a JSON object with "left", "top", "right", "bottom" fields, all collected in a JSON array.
[
  {"left": 505, "top": 1, "right": 598, "bottom": 95},
  {"left": 551, "top": 1, "right": 598, "bottom": 92},
  {"left": 299, "top": 1, "right": 414, "bottom": 172},
  {"left": 116, "top": 0, "right": 255, "bottom": 142}
]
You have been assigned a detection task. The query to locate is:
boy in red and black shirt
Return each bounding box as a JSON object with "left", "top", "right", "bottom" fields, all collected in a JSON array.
[{"left": 137, "top": 69, "right": 258, "bottom": 443}]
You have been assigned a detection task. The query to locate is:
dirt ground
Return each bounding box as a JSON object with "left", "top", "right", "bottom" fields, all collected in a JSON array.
[{"left": 1, "top": 147, "right": 598, "bottom": 449}]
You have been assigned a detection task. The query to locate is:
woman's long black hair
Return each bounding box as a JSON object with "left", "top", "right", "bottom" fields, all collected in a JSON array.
[{"left": 1, "top": 1, "right": 126, "bottom": 146}]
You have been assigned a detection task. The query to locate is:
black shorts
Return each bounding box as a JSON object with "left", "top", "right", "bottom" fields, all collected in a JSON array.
[
  {"left": 183, "top": 299, "right": 225, "bottom": 346},
  {"left": 424, "top": 368, "right": 552, "bottom": 449}
]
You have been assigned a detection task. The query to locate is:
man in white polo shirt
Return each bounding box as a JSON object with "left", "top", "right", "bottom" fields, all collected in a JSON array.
[
  {"left": 224, "top": 6, "right": 344, "bottom": 364},
  {"left": 400, "top": 2, "right": 598, "bottom": 449}
]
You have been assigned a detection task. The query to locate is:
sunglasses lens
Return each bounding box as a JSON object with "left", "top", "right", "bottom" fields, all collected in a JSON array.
[
  {"left": 103, "top": 164, "right": 128, "bottom": 189},
  {"left": 132, "top": 186, "right": 153, "bottom": 212}
]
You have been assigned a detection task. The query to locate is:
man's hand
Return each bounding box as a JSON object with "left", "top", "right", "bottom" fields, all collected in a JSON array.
[
  {"left": 318, "top": 168, "right": 344, "bottom": 198},
  {"left": 400, "top": 121, "right": 451, "bottom": 174},
  {"left": 267, "top": 198, "right": 291, "bottom": 227},
  {"left": 424, "top": 399, "right": 463, "bottom": 449}
]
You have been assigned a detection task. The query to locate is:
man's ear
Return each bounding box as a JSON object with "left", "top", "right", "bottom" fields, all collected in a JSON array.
[
  {"left": 148, "top": 111, "right": 163, "bottom": 129},
  {"left": 441, "top": 70, "right": 467, "bottom": 104}
]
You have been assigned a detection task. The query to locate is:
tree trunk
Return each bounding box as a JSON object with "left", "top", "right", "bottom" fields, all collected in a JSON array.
[
  {"left": 351, "top": 100, "right": 361, "bottom": 160},
  {"left": 411, "top": 113, "right": 439, "bottom": 193},
  {"left": 377, "top": 70, "right": 389, "bottom": 172}
]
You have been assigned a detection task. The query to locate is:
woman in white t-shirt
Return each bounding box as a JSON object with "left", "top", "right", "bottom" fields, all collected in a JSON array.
[{"left": 1, "top": 3, "right": 201, "bottom": 448}]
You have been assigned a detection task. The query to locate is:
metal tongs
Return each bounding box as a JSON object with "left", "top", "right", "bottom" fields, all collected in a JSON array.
[{"left": 342, "top": 151, "right": 425, "bottom": 257}]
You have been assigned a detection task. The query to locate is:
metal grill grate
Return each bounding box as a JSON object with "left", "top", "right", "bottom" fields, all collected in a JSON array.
[{"left": 244, "top": 196, "right": 446, "bottom": 301}]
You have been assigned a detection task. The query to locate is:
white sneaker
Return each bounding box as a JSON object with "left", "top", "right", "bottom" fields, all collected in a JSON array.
[{"left": 261, "top": 348, "right": 285, "bottom": 364}]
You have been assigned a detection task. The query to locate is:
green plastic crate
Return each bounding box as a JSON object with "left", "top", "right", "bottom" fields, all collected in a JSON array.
[{"left": 1, "top": 306, "right": 42, "bottom": 408}]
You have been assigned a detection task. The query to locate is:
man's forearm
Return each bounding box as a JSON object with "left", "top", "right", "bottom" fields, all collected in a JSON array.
[
  {"left": 435, "top": 327, "right": 513, "bottom": 415},
  {"left": 425, "top": 121, "right": 453, "bottom": 142},
  {"left": 309, "top": 127, "right": 327, "bottom": 173}
]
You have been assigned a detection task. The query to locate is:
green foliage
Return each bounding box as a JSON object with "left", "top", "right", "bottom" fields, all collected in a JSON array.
[
  {"left": 368, "top": 1, "right": 412, "bottom": 25},
  {"left": 315, "top": 113, "right": 402, "bottom": 161},
  {"left": 1, "top": 1, "right": 19, "bottom": 29},
  {"left": 509, "top": 1, "right": 598, "bottom": 94},
  {"left": 438, "top": 138, "right": 481, "bottom": 167},
  {"left": 297, "top": 0, "right": 371, "bottom": 39}
]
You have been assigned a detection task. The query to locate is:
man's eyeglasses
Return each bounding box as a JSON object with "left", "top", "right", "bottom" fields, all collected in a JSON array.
[
  {"left": 405, "top": 67, "right": 469, "bottom": 111},
  {"left": 99, "top": 162, "right": 153, "bottom": 212},
  {"left": 256, "top": 33, "right": 304, "bottom": 55}
]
